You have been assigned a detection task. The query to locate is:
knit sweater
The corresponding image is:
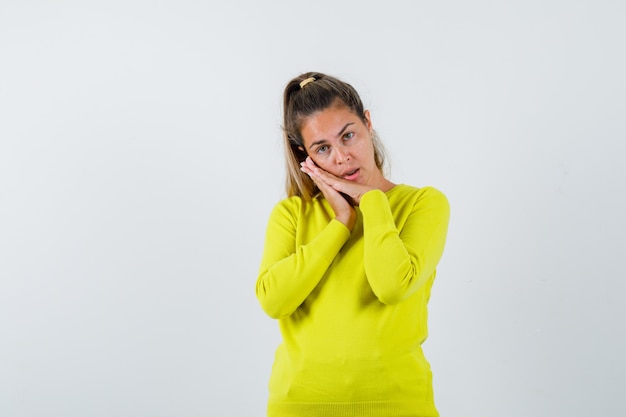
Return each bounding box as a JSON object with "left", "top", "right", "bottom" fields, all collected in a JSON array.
[{"left": 256, "top": 185, "right": 450, "bottom": 417}]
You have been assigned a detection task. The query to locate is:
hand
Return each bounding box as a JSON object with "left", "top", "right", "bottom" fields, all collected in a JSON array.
[
  {"left": 300, "top": 157, "right": 375, "bottom": 205},
  {"left": 300, "top": 157, "right": 357, "bottom": 230}
]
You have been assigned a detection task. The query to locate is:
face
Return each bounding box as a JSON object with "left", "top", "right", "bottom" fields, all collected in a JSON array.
[{"left": 300, "top": 102, "right": 386, "bottom": 189}]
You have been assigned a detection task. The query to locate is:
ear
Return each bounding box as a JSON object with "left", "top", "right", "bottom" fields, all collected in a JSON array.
[{"left": 363, "top": 109, "right": 373, "bottom": 131}]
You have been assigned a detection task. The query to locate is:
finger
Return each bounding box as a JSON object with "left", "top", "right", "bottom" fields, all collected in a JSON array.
[
  {"left": 301, "top": 157, "right": 320, "bottom": 173},
  {"left": 303, "top": 158, "right": 339, "bottom": 184},
  {"left": 300, "top": 162, "right": 317, "bottom": 182},
  {"left": 302, "top": 158, "right": 368, "bottom": 201},
  {"left": 301, "top": 160, "right": 331, "bottom": 186}
]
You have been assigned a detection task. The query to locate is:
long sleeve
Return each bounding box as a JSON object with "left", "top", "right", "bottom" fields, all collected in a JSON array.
[
  {"left": 256, "top": 197, "right": 351, "bottom": 319},
  {"left": 259, "top": 186, "right": 447, "bottom": 416},
  {"left": 360, "top": 187, "right": 450, "bottom": 305}
]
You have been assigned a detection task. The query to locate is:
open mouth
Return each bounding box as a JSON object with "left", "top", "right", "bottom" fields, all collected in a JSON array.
[{"left": 343, "top": 168, "right": 359, "bottom": 180}]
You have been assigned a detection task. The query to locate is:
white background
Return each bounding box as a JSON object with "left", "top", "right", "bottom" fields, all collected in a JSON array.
[{"left": 1, "top": 1, "right": 624, "bottom": 416}]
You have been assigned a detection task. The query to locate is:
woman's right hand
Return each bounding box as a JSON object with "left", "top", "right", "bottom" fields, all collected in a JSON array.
[{"left": 301, "top": 159, "right": 356, "bottom": 231}]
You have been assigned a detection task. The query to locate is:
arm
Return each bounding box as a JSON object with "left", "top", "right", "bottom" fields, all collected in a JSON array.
[
  {"left": 360, "top": 187, "right": 450, "bottom": 305},
  {"left": 255, "top": 199, "right": 351, "bottom": 319}
]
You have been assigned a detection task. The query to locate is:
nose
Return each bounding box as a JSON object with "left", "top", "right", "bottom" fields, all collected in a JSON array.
[{"left": 335, "top": 147, "right": 350, "bottom": 164}]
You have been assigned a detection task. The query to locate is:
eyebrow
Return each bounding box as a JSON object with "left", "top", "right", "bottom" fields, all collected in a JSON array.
[{"left": 307, "top": 123, "right": 355, "bottom": 149}]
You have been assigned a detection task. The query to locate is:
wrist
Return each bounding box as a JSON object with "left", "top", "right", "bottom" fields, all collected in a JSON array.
[{"left": 335, "top": 210, "right": 356, "bottom": 231}]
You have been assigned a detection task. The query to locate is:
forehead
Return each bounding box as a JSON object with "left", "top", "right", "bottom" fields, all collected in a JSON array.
[{"left": 300, "top": 104, "right": 360, "bottom": 142}]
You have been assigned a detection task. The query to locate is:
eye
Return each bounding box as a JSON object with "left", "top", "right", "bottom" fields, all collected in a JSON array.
[
  {"left": 316, "top": 145, "right": 329, "bottom": 154},
  {"left": 343, "top": 132, "right": 354, "bottom": 141}
]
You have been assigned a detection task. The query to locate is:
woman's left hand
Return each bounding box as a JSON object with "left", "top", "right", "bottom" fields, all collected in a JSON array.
[{"left": 301, "top": 157, "right": 374, "bottom": 206}]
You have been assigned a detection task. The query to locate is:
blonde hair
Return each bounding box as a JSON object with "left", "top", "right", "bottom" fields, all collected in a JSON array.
[{"left": 282, "top": 72, "right": 387, "bottom": 200}]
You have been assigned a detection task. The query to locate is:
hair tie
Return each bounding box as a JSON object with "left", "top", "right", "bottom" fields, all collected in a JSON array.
[{"left": 299, "top": 77, "right": 316, "bottom": 89}]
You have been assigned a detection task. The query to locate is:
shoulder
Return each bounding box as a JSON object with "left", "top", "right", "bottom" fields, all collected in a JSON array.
[
  {"left": 268, "top": 196, "right": 302, "bottom": 222},
  {"left": 389, "top": 184, "right": 448, "bottom": 203},
  {"left": 272, "top": 195, "right": 303, "bottom": 211},
  {"left": 268, "top": 194, "right": 327, "bottom": 221},
  {"left": 388, "top": 184, "right": 450, "bottom": 214}
]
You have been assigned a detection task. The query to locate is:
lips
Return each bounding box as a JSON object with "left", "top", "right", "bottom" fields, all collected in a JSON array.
[{"left": 342, "top": 168, "right": 360, "bottom": 181}]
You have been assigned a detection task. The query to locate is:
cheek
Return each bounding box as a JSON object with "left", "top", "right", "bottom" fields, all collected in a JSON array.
[
  {"left": 310, "top": 154, "right": 338, "bottom": 174},
  {"left": 309, "top": 154, "right": 328, "bottom": 169}
]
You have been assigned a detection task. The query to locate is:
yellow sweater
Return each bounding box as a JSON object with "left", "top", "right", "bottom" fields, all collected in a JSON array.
[{"left": 256, "top": 185, "right": 450, "bottom": 417}]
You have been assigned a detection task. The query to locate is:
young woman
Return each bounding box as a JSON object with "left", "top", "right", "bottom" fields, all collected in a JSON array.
[{"left": 256, "top": 72, "right": 450, "bottom": 417}]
